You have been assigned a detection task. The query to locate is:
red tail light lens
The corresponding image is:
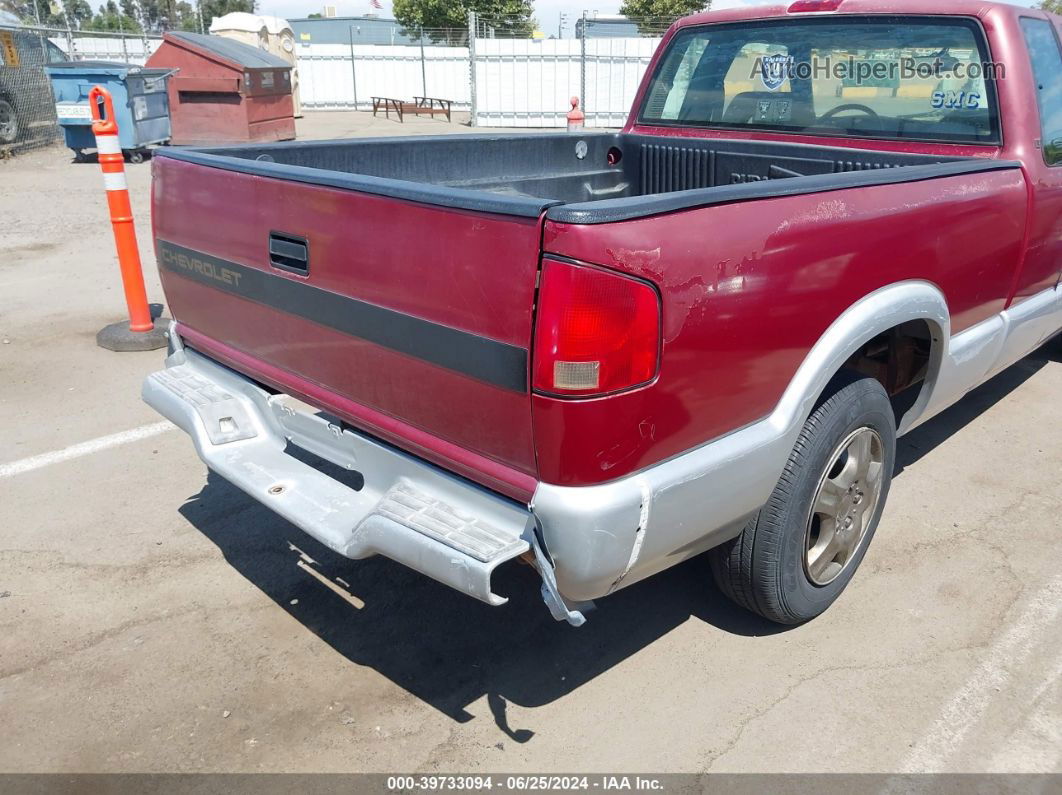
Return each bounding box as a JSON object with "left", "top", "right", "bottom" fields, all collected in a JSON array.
[
  {"left": 532, "top": 259, "right": 660, "bottom": 397},
  {"left": 788, "top": 0, "right": 844, "bottom": 11}
]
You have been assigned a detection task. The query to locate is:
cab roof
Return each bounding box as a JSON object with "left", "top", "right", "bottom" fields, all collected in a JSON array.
[{"left": 676, "top": 0, "right": 1054, "bottom": 30}]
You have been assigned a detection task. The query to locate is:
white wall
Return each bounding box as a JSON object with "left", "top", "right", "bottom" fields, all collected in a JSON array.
[
  {"left": 472, "top": 38, "right": 659, "bottom": 127},
  {"left": 297, "top": 43, "right": 470, "bottom": 110},
  {"left": 296, "top": 37, "right": 660, "bottom": 127},
  {"left": 582, "top": 37, "right": 659, "bottom": 128},
  {"left": 472, "top": 39, "right": 580, "bottom": 127},
  {"left": 51, "top": 36, "right": 161, "bottom": 65},
  {"left": 52, "top": 34, "right": 656, "bottom": 127}
]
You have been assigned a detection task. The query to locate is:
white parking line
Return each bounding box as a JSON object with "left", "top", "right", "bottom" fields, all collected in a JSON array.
[
  {"left": 0, "top": 421, "right": 175, "bottom": 479},
  {"left": 898, "top": 574, "right": 1062, "bottom": 773},
  {"left": 986, "top": 649, "right": 1062, "bottom": 771}
]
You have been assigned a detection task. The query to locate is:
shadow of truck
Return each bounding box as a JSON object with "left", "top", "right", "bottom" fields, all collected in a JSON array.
[{"left": 176, "top": 344, "right": 1055, "bottom": 733}]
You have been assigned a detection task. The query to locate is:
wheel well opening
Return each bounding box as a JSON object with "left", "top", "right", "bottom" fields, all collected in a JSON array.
[{"left": 843, "top": 320, "right": 935, "bottom": 427}]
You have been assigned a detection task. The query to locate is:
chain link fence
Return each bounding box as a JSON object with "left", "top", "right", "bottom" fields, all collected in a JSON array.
[
  {"left": 0, "top": 24, "right": 161, "bottom": 155},
  {"left": 1, "top": 25, "right": 64, "bottom": 153}
]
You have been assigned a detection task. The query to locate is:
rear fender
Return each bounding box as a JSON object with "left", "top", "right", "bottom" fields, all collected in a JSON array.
[
  {"left": 533, "top": 280, "right": 953, "bottom": 602},
  {"left": 773, "top": 280, "right": 950, "bottom": 439}
]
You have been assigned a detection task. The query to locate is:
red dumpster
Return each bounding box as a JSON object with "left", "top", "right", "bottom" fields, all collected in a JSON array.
[{"left": 146, "top": 31, "right": 295, "bottom": 145}]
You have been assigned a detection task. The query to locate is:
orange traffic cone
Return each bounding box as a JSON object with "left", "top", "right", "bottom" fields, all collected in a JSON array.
[{"left": 90, "top": 85, "right": 168, "bottom": 352}]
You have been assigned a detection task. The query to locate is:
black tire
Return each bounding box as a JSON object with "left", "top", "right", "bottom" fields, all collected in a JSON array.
[
  {"left": 710, "top": 371, "right": 897, "bottom": 625},
  {"left": 0, "top": 98, "right": 19, "bottom": 145}
]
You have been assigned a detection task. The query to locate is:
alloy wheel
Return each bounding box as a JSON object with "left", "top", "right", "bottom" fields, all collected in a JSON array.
[{"left": 804, "top": 426, "right": 885, "bottom": 586}]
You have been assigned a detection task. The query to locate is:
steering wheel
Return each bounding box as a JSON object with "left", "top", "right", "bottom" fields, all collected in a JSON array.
[{"left": 819, "top": 103, "right": 882, "bottom": 123}]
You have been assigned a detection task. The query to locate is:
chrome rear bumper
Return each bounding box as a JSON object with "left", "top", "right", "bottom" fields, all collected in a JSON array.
[{"left": 143, "top": 346, "right": 534, "bottom": 608}]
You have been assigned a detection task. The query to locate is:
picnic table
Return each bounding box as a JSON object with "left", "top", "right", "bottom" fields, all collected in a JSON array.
[{"left": 371, "top": 96, "right": 453, "bottom": 123}]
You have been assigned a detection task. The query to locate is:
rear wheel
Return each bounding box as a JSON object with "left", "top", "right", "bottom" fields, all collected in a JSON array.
[
  {"left": 710, "top": 372, "right": 896, "bottom": 624},
  {"left": 0, "top": 99, "right": 18, "bottom": 145}
]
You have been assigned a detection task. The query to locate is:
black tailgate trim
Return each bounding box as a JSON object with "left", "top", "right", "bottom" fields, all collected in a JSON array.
[{"left": 157, "top": 240, "right": 529, "bottom": 392}]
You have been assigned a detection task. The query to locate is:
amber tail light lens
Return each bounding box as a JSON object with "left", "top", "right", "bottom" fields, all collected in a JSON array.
[{"left": 532, "top": 259, "right": 661, "bottom": 397}]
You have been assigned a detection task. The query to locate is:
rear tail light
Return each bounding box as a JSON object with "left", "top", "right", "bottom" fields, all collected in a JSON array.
[{"left": 532, "top": 259, "right": 661, "bottom": 397}]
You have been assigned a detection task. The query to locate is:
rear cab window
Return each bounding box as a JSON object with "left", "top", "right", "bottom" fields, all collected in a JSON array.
[
  {"left": 640, "top": 16, "right": 1001, "bottom": 144},
  {"left": 1020, "top": 16, "right": 1062, "bottom": 165}
]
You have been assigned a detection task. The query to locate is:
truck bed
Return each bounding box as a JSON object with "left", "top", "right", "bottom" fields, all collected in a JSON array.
[
  {"left": 158, "top": 132, "right": 986, "bottom": 217},
  {"left": 152, "top": 133, "right": 1018, "bottom": 498}
]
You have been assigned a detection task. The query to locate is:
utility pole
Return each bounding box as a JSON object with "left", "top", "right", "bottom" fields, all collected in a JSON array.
[
  {"left": 419, "top": 26, "right": 426, "bottom": 98},
  {"left": 349, "top": 25, "right": 359, "bottom": 109},
  {"left": 131, "top": 0, "right": 149, "bottom": 52},
  {"left": 468, "top": 10, "right": 477, "bottom": 127},
  {"left": 580, "top": 10, "right": 587, "bottom": 122}
]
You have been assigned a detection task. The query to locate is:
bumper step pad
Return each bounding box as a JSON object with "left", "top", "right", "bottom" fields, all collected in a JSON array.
[
  {"left": 144, "top": 353, "right": 530, "bottom": 606},
  {"left": 378, "top": 482, "right": 527, "bottom": 563}
]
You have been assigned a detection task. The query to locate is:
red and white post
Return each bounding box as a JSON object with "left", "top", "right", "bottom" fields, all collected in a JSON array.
[{"left": 89, "top": 85, "right": 167, "bottom": 351}]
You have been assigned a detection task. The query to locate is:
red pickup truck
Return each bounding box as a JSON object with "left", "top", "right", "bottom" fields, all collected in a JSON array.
[{"left": 144, "top": 0, "right": 1062, "bottom": 626}]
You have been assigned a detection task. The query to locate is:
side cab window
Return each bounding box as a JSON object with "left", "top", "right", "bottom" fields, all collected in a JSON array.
[{"left": 1020, "top": 16, "right": 1062, "bottom": 166}]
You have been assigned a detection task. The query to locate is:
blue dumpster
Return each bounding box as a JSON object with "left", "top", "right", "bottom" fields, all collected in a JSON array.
[{"left": 44, "top": 60, "right": 172, "bottom": 163}]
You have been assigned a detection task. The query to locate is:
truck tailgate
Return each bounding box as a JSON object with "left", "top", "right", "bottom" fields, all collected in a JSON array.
[{"left": 152, "top": 156, "right": 542, "bottom": 497}]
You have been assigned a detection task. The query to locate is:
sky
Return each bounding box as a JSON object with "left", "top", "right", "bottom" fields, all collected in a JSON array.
[{"left": 257, "top": 0, "right": 1043, "bottom": 36}]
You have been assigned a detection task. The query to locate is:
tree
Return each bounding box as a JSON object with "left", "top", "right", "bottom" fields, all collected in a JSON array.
[
  {"left": 84, "top": 0, "right": 142, "bottom": 30},
  {"left": 0, "top": 0, "right": 50, "bottom": 25},
  {"left": 619, "top": 0, "right": 709, "bottom": 35},
  {"left": 62, "top": 0, "right": 94, "bottom": 26},
  {"left": 2, "top": 0, "right": 91, "bottom": 26},
  {"left": 392, "top": 0, "right": 534, "bottom": 43},
  {"left": 0, "top": 0, "right": 207, "bottom": 29},
  {"left": 131, "top": 0, "right": 194, "bottom": 31},
  {"left": 197, "top": 0, "right": 254, "bottom": 29},
  {"left": 174, "top": 2, "right": 201, "bottom": 31},
  {"left": 1039, "top": 0, "right": 1062, "bottom": 13}
]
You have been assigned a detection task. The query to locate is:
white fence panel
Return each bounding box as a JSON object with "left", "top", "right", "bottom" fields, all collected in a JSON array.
[
  {"left": 295, "top": 36, "right": 658, "bottom": 126},
  {"left": 296, "top": 43, "right": 357, "bottom": 108},
  {"left": 423, "top": 47, "right": 470, "bottom": 106},
  {"left": 472, "top": 37, "right": 658, "bottom": 128},
  {"left": 583, "top": 37, "right": 660, "bottom": 127},
  {"left": 473, "top": 39, "right": 581, "bottom": 127},
  {"left": 353, "top": 45, "right": 429, "bottom": 107},
  {"left": 296, "top": 43, "right": 469, "bottom": 110},
  {"left": 51, "top": 36, "right": 162, "bottom": 65}
]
